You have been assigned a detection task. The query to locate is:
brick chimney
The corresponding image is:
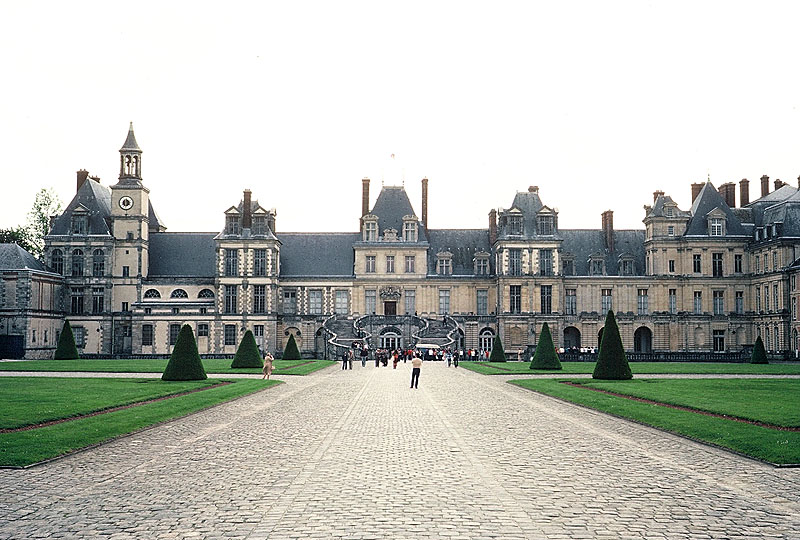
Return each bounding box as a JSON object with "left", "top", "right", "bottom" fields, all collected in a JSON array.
[
  {"left": 719, "top": 182, "right": 735, "bottom": 208},
  {"left": 740, "top": 178, "right": 750, "bottom": 206},
  {"left": 421, "top": 177, "right": 429, "bottom": 227},
  {"left": 488, "top": 209, "right": 497, "bottom": 245},
  {"left": 653, "top": 190, "right": 664, "bottom": 202},
  {"left": 242, "top": 189, "right": 252, "bottom": 229},
  {"left": 601, "top": 210, "right": 614, "bottom": 252},
  {"left": 761, "top": 175, "right": 769, "bottom": 197},
  {"left": 691, "top": 183, "right": 703, "bottom": 203},
  {"left": 361, "top": 177, "right": 370, "bottom": 217},
  {"left": 775, "top": 179, "right": 784, "bottom": 190},
  {"left": 77, "top": 169, "right": 89, "bottom": 192}
]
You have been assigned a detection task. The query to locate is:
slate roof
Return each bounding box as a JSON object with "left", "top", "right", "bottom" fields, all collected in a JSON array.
[
  {"left": 120, "top": 123, "right": 141, "bottom": 152},
  {"left": 370, "top": 186, "right": 426, "bottom": 240},
  {"left": 277, "top": 233, "right": 359, "bottom": 277},
  {"left": 508, "top": 189, "right": 545, "bottom": 237},
  {"left": 148, "top": 200, "right": 166, "bottom": 231},
  {"left": 148, "top": 232, "right": 217, "bottom": 277},
  {"left": 746, "top": 185, "right": 799, "bottom": 228},
  {"left": 760, "top": 190, "right": 800, "bottom": 236},
  {"left": 684, "top": 182, "right": 748, "bottom": 236},
  {"left": 426, "top": 229, "right": 493, "bottom": 276},
  {"left": 560, "top": 229, "right": 646, "bottom": 276},
  {"left": 646, "top": 194, "right": 690, "bottom": 219},
  {"left": 49, "top": 179, "right": 112, "bottom": 236},
  {"left": 0, "top": 243, "right": 48, "bottom": 271}
]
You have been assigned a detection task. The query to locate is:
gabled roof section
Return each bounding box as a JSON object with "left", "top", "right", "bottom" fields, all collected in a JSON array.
[
  {"left": 684, "top": 182, "right": 747, "bottom": 236},
  {"left": 148, "top": 233, "right": 216, "bottom": 277},
  {"left": 0, "top": 243, "right": 48, "bottom": 271},
  {"left": 48, "top": 179, "right": 112, "bottom": 236},
  {"left": 370, "top": 186, "right": 425, "bottom": 240},
  {"left": 277, "top": 233, "right": 358, "bottom": 277}
]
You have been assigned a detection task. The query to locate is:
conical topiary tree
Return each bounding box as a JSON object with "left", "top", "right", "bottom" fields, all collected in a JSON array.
[
  {"left": 530, "top": 322, "right": 562, "bottom": 370},
  {"left": 231, "top": 330, "right": 263, "bottom": 368},
  {"left": 488, "top": 335, "right": 506, "bottom": 362},
  {"left": 751, "top": 335, "right": 768, "bottom": 364},
  {"left": 282, "top": 333, "right": 301, "bottom": 360},
  {"left": 54, "top": 319, "right": 79, "bottom": 360},
  {"left": 592, "top": 310, "right": 632, "bottom": 380},
  {"left": 162, "top": 324, "right": 207, "bottom": 381}
]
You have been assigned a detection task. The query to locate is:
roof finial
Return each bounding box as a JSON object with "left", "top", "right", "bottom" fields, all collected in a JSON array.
[
  {"left": 129, "top": 121, "right": 134, "bottom": 130},
  {"left": 707, "top": 169, "right": 711, "bottom": 183}
]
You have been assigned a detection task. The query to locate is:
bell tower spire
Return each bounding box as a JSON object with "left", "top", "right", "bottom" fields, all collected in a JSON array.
[{"left": 119, "top": 122, "right": 143, "bottom": 182}]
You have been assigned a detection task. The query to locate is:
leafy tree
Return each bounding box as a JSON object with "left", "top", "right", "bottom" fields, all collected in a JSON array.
[
  {"left": 0, "top": 227, "right": 38, "bottom": 255},
  {"left": 282, "top": 333, "right": 301, "bottom": 360},
  {"left": 26, "top": 188, "right": 63, "bottom": 259},
  {"left": 54, "top": 320, "right": 80, "bottom": 360},
  {"left": 530, "top": 322, "right": 562, "bottom": 370},
  {"left": 162, "top": 325, "right": 207, "bottom": 381},
  {"left": 231, "top": 330, "right": 263, "bottom": 368},
  {"left": 751, "top": 335, "right": 768, "bottom": 364},
  {"left": 488, "top": 335, "right": 506, "bottom": 362},
  {"left": 592, "top": 310, "right": 632, "bottom": 380}
]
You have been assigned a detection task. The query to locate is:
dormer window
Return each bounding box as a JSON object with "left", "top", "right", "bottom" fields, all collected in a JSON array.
[
  {"left": 589, "top": 256, "right": 605, "bottom": 276},
  {"left": 508, "top": 216, "right": 523, "bottom": 235},
  {"left": 666, "top": 206, "right": 674, "bottom": 217},
  {"left": 537, "top": 215, "right": 554, "bottom": 235},
  {"left": 561, "top": 255, "right": 575, "bottom": 276},
  {"left": 226, "top": 215, "right": 240, "bottom": 235},
  {"left": 709, "top": 218, "right": 724, "bottom": 236},
  {"left": 363, "top": 217, "right": 378, "bottom": 242},
  {"left": 252, "top": 215, "right": 266, "bottom": 235},
  {"left": 474, "top": 252, "right": 490, "bottom": 275},
  {"left": 72, "top": 214, "right": 88, "bottom": 235},
  {"left": 437, "top": 251, "right": 453, "bottom": 275},
  {"left": 403, "top": 220, "right": 417, "bottom": 242},
  {"left": 620, "top": 257, "right": 635, "bottom": 276}
]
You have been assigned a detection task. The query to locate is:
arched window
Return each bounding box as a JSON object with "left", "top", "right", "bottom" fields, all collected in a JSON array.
[
  {"left": 92, "top": 249, "right": 104, "bottom": 277},
  {"left": 72, "top": 249, "right": 84, "bottom": 276},
  {"left": 171, "top": 289, "right": 188, "bottom": 299},
  {"left": 51, "top": 249, "right": 64, "bottom": 275},
  {"left": 479, "top": 328, "right": 495, "bottom": 352},
  {"left": 198, "top": 289, "right": 214, "bottom": 298},
  {"left": 144, "top": 289, "right": 161, "bottom": 299}
]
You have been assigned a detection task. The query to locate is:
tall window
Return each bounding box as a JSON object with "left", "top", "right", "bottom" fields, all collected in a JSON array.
[
  {"left": 713, "top": 330, "right": 725, "bottom": 352},
  {"left": 252, "top": 216, "right": 266, "bottom": 235},
  {"left": 197, "top": 324, "right": 209, "bottom": 337},
  {"left": 710, "top": 218, "right": 723, "bottom": 236},
  {"left": 508, "top": 216, "right": 523, "bottom": 235},
  {"left": 668, "top": 225, "right": 675, "bottom": 236},
  {"left": 72, "top": 326, "right": 86, "bottom": 348},
  {"left": 565, "top": 289, "right": 576, "bottom": 315},
  {"left": 72, "top": 215, "right": 87, "bottom": 235},
  {"left": 539, "top": 249, "right": 553, "bottom": 276},
  {"left": 477, "top": 290, "right": 488, "bottom": 316},
  {"left": 385, "top": 255, "right": 395, "bottom": 273},
  {"left": 254, "top": 249, "right": 267, "bottom": 276},
  {"left": 774, "top": 284, "right": 780, "bottom": 312},
  {"left": 438, "top": 289, "right": 450, "bottom": 315},
  {"left": 773, "top": 251, "right": 778, "bottom": 271},
  {"left": 225, "top": 249, "right": 239, "bottom": 276},
  {"left": 601, "top": 289, "right": 612, "bottom": 313},
  {"left": 669, "top": 289, "right": 677, "bottom": 314},
  {"left": 142, "top": 324, "right": 154, "bottom": 347},
  {"left": 693, "top": 254, "right": 701, "bottom": 274},
  {"left": 253, "top": 284, "right": 266, "bottom": 313},
  {"left": 694, "top": 291, "right": 703, "bottom": 314},
  {"left": 437, "top": 257, "right": 452, "bottom": 275},
  {"left": 668, "top": 259, "right": 675, "bottom": 273},
  {"left": 92, "top": 249, "right": 104, "bottom": 277},
  {"left": 403, "top": 222, "right": 417, "bottom": 242},
  {"left": 734, "top": 254, "right": 743, "bottom": 274},
  {"left": 508, "top": 249, "right": 522, "bottom": 276},
  {"left": 404, "top": 290, "right": 415, "bottom": 315},
  {"left": 224, "top": 324, "right": 236, "bottom": 346},
  {"left": 335, "top": 290, "right": 349, "bottom": 314},
  {"left": 72, "top": 249, "right": 84, "bottom": 276},
  {"left": 755, "top": 255, "right": 760, "bottom": 273},
  {"left": 226, "top": 215, "right": 239, "bottom": 235},
  {"left": 793, "top": 297, "right": 797, "bottom": 321},
  {"left": 309, "top": 289, "right": 322, "bottom": 315},
  {"left": 364, "top": 221, "right": 377, "bottom": 241},
  {"left": 479, "top": 329, "right": 494, "bottom": 352},
  {"left": 365, "top": 289, "right": 376, "bottom": 314},
  {"left": 365, "top": 255, "right": 376, "bottom": 273},
  {"left": 637, "top": 289, "right": 649, "bottom": 315},
  {"left": 283, "top": 290, "right": 296, "bottom": 314},
  {"left": 169, "top": 324, "right": 181, "bottom": 346},
  {"left": 764, "top": 285, "right": 770, "bottom": 311},
  {"left": 562, "top": 258, "right": 574, "bottom": 276},
  {"left": 475, "top": 257, "right": 489, "bottom": 275},
  {"left": 540, "top": 285, "right": 552, "bottom": 314},
  {"left": 537, "top": 215, "right": 553, "bottom": 235},
  {"left": 755, "top": 286, "right": 761, "bottom": 312},
  {"left": 712, "top": 253, "right": 723, "bottom": 277},
  {"left": 775, "top": 327, "right": 780, "bottom": 351},
  {"left": 591, "top": 259, "right": 604, "bottom": 276},
  {"left": 92, "top": 287, "right": 104, "bottom": 314},
  {"left": 224, "top": 285, "right": 238, "bottom": 314},
  {"left": 713, "top": 290, "right": 724, "bottom": 315},
  {"left": 509, "top": 285, "right": 521, "bottom": 314},
  {"left": 71, "top": 287, "right": 84, "bottom": 314},
  {"left": 735, "top": 291, "right": 744, "bottom": 315},
  {"left": 51, "top": 249, "right": 64, "bottom": 275},
  {"left": 405, "top": 255, "right": 416, "bottom": 273}
]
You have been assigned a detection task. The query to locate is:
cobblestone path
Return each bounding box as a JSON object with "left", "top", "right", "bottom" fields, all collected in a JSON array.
[{"left": 2, "top": 363, "right": 800, "bottom": 539}]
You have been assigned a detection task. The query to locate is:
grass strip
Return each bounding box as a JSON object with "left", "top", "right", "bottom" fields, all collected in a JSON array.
[
  {"left": 509, "top": 378, "right": 800, "bottom": 465},
  {"left": 0, "top": 358, "right": 336, "bottom": 375},
  {"left": 460, "top": 361, "right": 800, "bottom": 376}
]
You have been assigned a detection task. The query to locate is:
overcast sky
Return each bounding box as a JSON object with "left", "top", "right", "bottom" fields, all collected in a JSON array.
[{"left": 1, "top": 1, "right": 799, "bottom": 235}]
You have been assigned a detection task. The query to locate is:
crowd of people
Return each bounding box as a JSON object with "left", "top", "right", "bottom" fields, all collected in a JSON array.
[{"left": 338, "top": 343, "right": 493, "bottom": 369}]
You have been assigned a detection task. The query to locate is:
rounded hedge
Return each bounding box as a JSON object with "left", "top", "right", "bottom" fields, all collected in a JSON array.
[
  {"left": 282, "top": 333, "right": 301, "bottom": 360},
  {"left": 530, "top": 322, "right": 562, "bottom": 370},
  {"left": 162, "top": 324, "right": 207, "bottom": 381},
  {"left": 54, "top": 320, "right": 80, "bottom": 360},
  {"left": 232, "top": 330, "right": 263, "bottom": 368},
  {"left": 592, "top": 310, "right": 632, "bottom": 380}
]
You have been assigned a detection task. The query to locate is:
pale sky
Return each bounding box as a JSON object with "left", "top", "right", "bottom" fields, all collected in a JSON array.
[{"left": 1, "top": 1, "right": 799, "bottom": 234}]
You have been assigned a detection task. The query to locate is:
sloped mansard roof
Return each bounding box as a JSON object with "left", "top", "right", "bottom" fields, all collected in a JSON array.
[
  {"left": 684, "top": 182, "right": 748, "bottom": 236},
  {"left": 49, "top": 179, "right": 112, "bottom": 236},
  {"left": 0, "top": 243, "right": 48, "bottom": 271},
  {"left": 278, "top": 233, "right": 359, "bottom": 277},
  {"left": 426, "top": 229, "right": 492, "bottom": 276},
  {"left": 148, "top": 232, "right": 217, "bottom": 277}
]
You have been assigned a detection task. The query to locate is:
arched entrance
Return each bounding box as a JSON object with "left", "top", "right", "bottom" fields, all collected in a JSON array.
[
  {"left": 634, "top": 326, "right": 652, "bottom": 353},
  {"left": 380, "top": 326, "right": 402, "bottom": 350},
  {"left": 563, "top": 326, "right": 581, "bottom": 351},
  {"left": 479, "top": 328, "right": 494, "bottom": 352},
  {"left": 455, "top": 328, "right": 465, "bottom": 350}
]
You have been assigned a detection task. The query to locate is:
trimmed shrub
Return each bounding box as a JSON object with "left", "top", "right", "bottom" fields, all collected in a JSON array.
[
  {"left": 54, "top": 320, "right": 79, "bottom": 360},
  {"left": 488, "top": 335, "right": 506, "bottom": 362},
  {"left": 592, "top": 310, "right": 632, "bottom": 380},
  {"left": 282, "top": 333, "right": 301, "bottom": 360},
  {"left": 231, "top": 330, "right": 263, "bottom": 368},
  {"left": 530, "top": 322, "right": 562, "bottom": 370},
  {"left": 162, "top": 324, "right": 207, "bottom": 381},
  {"left": 751, "top": 336, "right": 768, "bottom": 364}
]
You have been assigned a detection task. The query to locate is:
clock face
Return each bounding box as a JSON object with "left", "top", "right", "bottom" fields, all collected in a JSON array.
[{"left": 119, "top": 196, "right": 134, "bottom": 211}]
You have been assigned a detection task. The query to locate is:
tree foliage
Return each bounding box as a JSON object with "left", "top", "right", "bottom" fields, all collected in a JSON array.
[
  {"left": 488, "top": 335, "right": 506, "bottom": 362},
  {"left": 54, "top": 320, "right": 80, "bottom": 360},
  {"left": 530, "top": 322, "right": 562, "bottom": 370},
  {"left": 0, "top": 227, "right": 38, "bottom": 256},
  {"left": 592, "top": 310, "right": 632, "bottom": 380},
  {"left": 231, "top": 330, "right": 264, "bottom": 368},
  {"left": 751, "top": 335, "right": 768, "bottom": 364},
  {"left": 162, "top": 325, "right": 207, "bottom": 381},
  {"left": 282, "top": 333, "right": 301, "bottom": 360},
  {"left": 26, "top": 188, "right": 63, "bottom": 259}
]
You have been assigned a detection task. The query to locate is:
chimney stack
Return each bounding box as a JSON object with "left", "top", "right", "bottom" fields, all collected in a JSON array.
[
  {"left": 267, "top": 209, "right": 276, "bottom": 233},
  {"left": 361, "top": 177, "right": 370, "bottom": 217},
  {"left": 77, "top": 169, "right": 89, "bottom": 192},
  {"left": 775, "top": 179, "right": 784, "bottom": 190},
  {"left": 421, "top": 177, "right": 429, "bottom": 227},
  {"left": 691, "top": 183, "right": 703, "bottom": 203},
  {"left": 242, "top": 190, "right": 252, "bottom": 229},
  {"left": 653, "top": 190, "right": 664, "bottom": 202},
  {"left": 761, "top": 175, "right": 769, "bottom": 197},
  {"left": 719, "top": 182, "right": 736, "bottom": 208},
  {"left": 488, "top": 209, "right": 497, "bottom": 245},
  {"left": 740, "top": 178, "right": 750, "bottom": 206},
  {"left": 601, "top": 210, "right": 614, "bottom": 252}
]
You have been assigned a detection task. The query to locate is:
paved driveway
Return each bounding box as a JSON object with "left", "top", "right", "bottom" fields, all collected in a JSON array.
[{"left": 2, "top": 363, "right": 799, "bottom": 539}]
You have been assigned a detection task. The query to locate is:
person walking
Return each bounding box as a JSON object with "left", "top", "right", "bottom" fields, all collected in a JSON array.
[
  {"left": 348, "top": 349, "right": 354, "bottom": 370},
  {"left": 341, "top": 350, "right": 349, "bottom": 370},
  {"left": 261, "top": 352, "right": 274, "bottom": 380},
  {"left": 360, "top": 346, "right": 368, "bottom": 367},
  {"left": 410, "top": 353, "right": 422, "bottom": 389},
  {"left": 453, "top": 350, "right": 459, "bottom": 368}
]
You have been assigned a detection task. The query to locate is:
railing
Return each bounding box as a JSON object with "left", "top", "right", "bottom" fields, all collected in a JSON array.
[
  {"left": 354, "top": 314, "right": 428, "bottom": 349},
  {"left": 321, "top": 314, "right": 354, "bottom": 360},
  {"left": 558, "top": 350, "right": 752, "bottom": 363}
]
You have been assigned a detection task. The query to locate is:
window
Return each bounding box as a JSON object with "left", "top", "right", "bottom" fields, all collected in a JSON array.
[
  {"left": 225, "top": 285, "right": 238, "bottom": 314},
  {"left": 539, "top": 249, "right": 553, "bottom": 276},
  {"left": 70, "top": 287, "right": 84, "bottom": 314},
  {"left": 438, "top": 289, "right": 450, "bottom": 315},
  {"left": 72, "top": 215, "right": 87, "bottom": 235},
  {"left": 735, "top": 291, "right": 744, "bottom": 315},
  {"left": 668, "top": 225, "right": 675, "bottom": 236},
  {"left": 538, "top": 215, "right": 554, "bottom": 235},
  {"left": 710, "top": 218, "right": 723, "bottom": 236},
  {"left": 225, "top": 249, "right": 239, "bottom": 276},
  {"left": 72, "top": 326, "right": 86, "bottom": 348},
  {"left": 171, "top": 289, "right": 188, "bottom": 299},
  {"left": 477, "top": 290, "right": 488, "bottom": 315},
  {"left": 693, "top": 254, "right": 701, "bottom": 274},
  {"left": 764, "top": 286, "right": 770, "bottom": 312},
  {"left": 405, "top": 256, "right": 416, "bottom": 273},
  {"left": 169, "top": 324, "right": 181, "bottom": 346},
  {"left": 765, "top": 328, "right": 770, "bottom": 351},
  {"left": 755, "top": 255, "right": 760, "bottom": 273},
  {"left": 793, "top": 297, "right": 797, "bottom": 321},
  {"left": 774, "top": 284, "right": 779, "bottom": 312},
  {"left": 734, "top": 254, "right": 743, "bottom": 274},
  {"left": 540, "top": 285, "right": 552, "bottom": 314},
  {"left": 253, "top": 325, "right": 264, "bottom": 344},
  {"left": 508, "top": 216, "right": 523, "bottom": 235},
  {"left": 385, "top": 255, "right": 395, "bottom": 273},
  {"left": 198, "top": 289, "right": 214, "bottom": 299},
  {"left": 254, "top": 249, "right": 267, "bottom": 276},
  {"left": 224, "top": 324, "right": 236, "bottom": 346},
  {"left": 479, "top": 329, "right": 494, "bottom": 352},
  {"left": 226, "top": 215, "right": 239, "bottom": 235},
  {"left": 404, "top": 290, "right": 415, "bottom": 315},
  {"left": 144, "top": 289, "right": 161, "bottom": 298},
  {"left": 92, "top": 249, "right": 104, "bottom": 277},
  {"left": 437, "top": 257, "right": 452, "bottom": 275},
  {"left": 121, "top": 301, "right": 129, "bottom": 312},
  {"left": 713, "top": 330, "right": 725, "bottom": 352},
  {"left": 142, "top": 324, "right": 154, "bottom": 346},
  {"left": 335, "top": 290, "right": 349, "bottom": 314},
  {"left": 403, "top": 222, "right": 417, "bottom": 242},
  {"left": 51, "top": 249, "right": 64, "bottom": 275},
  {"left": 591, "top": 259, "right": 604, "bottom": 276},
  {"left": 72, "top": 249, "right": 84, "bottom": 276},
  {"left": 666, "top": 207, "right": 674, "bottom": 217},
  {"left": 712, "top": 253, "right": 723, "bottom": 277},
  {"left": 773, "top": 251, "right": 778, "bottom": 271},
  {"left": 565, "top": 289, "right": 576, "bottom": 315},
  {"left": 122, "top": 265, "right": 130, "bottom": 278},
  {"left": 562, "top": 258, "right": 574, "bottom": 276},
  {"left": 253, "top": 284, "right": 266, "bottom": 313},
  {"left": 621, "top": 259, "right": 633, "bottom": 276},
  {"left": 144, "top": 307, "right": 152, "bottom": 314},
  {"left": 92, "top": 287, "right": 104, "bottom": 314},
  {"left": 669, "top": 289, "right": 677, "bottom": 314},
  {"left": 475, "top": 257, "right": 489, "bottom": 275},
  {"left": 637, "top": 289, "right": 649, "bottom": 315},
  {"left": 601, "top": 289, "right": 612, "bottom": 313},
  {"left": 365, "top": 255, "right": 376, "bottom": 273},
  {"left": 365, "top": 289, "right": 376, "bottom": 314},
  {"left": 198, "top": 323, "right": 209, "bottom": 337},
  {"left": 283, "top": 290, "right": 296, "bottom": 314},
  {"left": 755, "top": 286, "right": 761, "bottom": 311},
  {"left": 508, "top": 249, "right": 522, "bottom": 276},
  {"left": 668, "top": 259, "right": 675, "bottom": 273},
  {"left": 199, "top": 307, "right": 207, "bottom": 314},
  {"left": 694, "top": 291, "right": 703, "bottom": 314},
  {"left": 509, "top": 285, "right": 521, "bottom": 314},
  {"left": 775, "top": 327, "right": 780, "bottom": 351},
  {"left": 127, "top": 231, "right": 134, "bottom": 241},
  {"left": 364, "top": 220, "right": 377, "bottom": 241},
  {"left": 309, "top": 289, "right": 322, "bottom": 315},
  {"left": 713, "top": 291, "right": 724, "bottom": 315}
]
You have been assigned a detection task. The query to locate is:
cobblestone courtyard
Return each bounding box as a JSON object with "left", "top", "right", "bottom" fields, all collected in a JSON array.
[{"left": 2, "top": 363, "right": 800, "bottom": 539}]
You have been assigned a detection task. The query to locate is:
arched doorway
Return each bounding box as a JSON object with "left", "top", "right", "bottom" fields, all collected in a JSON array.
[
  {"left": 380, "top": 326, "right": 402, "bottom": 350},
  {"left": 479, "top": 328, "right": 494, "bottom": 352},
  {"left": 455, "top": 328, "right": 465, "bottom": 350},
  {"left": 634, "top": 326, "right": 652, "bottom": 353},
  {"left": 564, "top": 326, "right": 581, "bottom": 351}
]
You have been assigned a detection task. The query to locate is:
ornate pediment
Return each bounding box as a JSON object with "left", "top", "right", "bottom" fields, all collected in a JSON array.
[{"left": 379, "top": 285, "right": 402, "bottom": 300}]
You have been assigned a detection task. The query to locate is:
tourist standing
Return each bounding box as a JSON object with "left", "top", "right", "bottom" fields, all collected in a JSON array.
[
  {"left": 341, "top": 350, "right": 349, "bottom": 370},
  {"left": 410, "top": 354, "right": 422, "bottom": 389},
  {"left": 348, "top": 349, "right": 354, "bottom": 370},
  {"left": 360, "top": 346, "right": 368, "bottom": 367},
  {"left": 262, "top": 352, "right": 274, "bottom": 380}
]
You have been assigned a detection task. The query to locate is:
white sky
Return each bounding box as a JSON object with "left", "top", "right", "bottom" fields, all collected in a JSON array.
[{"left": 1, "top": 1, "right": 799, "bottom": 234}]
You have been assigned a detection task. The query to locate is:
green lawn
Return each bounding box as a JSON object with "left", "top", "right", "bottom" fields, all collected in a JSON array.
[
  {"left": 0, "top": 358, "right": 336, "bottom": 375},
  {"left": 460, "top": 361, "right": 800, "bottom": 376},
  {"left": 509, "top": 378, "right": 800, "bottom": 465},
  {"left": 0, "top": 377, "right": 279, "bottom": 467}
]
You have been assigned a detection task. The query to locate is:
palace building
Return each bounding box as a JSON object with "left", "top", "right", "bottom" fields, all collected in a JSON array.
[{"left": 3, "top": 124, "right": 800, "bottom": 359}]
